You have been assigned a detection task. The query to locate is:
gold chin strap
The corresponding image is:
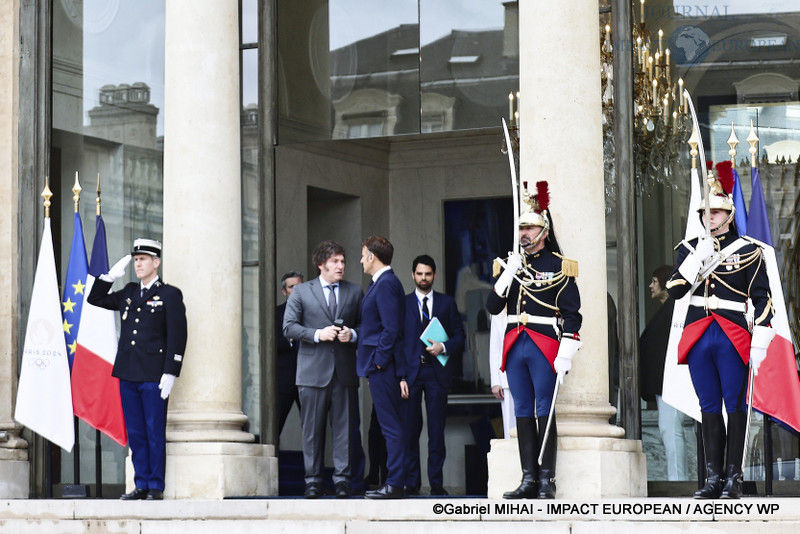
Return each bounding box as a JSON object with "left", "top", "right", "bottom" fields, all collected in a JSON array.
[{"left": 521, "top": 222, "right": 549, "bottom": 250}]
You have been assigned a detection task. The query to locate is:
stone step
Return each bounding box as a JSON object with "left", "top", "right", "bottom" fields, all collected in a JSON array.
[{"left": 1, "top": 498, "right": 799, "bottom": 533}]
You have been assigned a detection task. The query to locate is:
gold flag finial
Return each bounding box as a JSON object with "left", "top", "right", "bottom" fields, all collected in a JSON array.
[
  {"left": 688, "top": 126, "right": 699, "bottom": 169},
  {"left": 747, "top": 119, "right": 759, "bottom": 168},
  {"left": 42, "top": 177, "right": 53, "bottom": 218},
  {"left": 96, "top": 172, "right": 102, "bottom": 216},
  {"left": 72, "top": 171, "right": 82, "bottom": 213},
  {"left": 727, "top": 122, "right": 739, "bottom": 166}
]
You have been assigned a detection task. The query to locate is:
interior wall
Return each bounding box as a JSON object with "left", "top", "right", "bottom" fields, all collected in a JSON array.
[
  {"left": 276, "top": 139, "right": 390, "bottom": 288},
  {"left": 388, "top": 130, "right": 508, "bottom": 294}
]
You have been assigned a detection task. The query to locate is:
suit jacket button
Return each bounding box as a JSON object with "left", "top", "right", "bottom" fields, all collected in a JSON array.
[
  {"left": 131, "top": 340, "right": 136, "bottom": 346},
  {"left": 137, "top": 308, "right": 141, "bottom": 312},
  {"left": 135, "top": 318, "right": 139, "bottom": 323}
]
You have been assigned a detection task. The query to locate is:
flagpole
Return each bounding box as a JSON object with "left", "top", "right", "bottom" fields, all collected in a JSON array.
[
  {"left": 42, "top": 176, "right": 52, "bottom": 218},
  {"left": 95, "top": 172, "right": 103, "bottom": 498},
  {"left": 727, "top": 122, "right": 738, "bottom": 166},
  {"left": 71, "top": 172, "right": 83, "bottom": 492},
  {"left": 747, "top": 119, "right": 759, "bottom": 169},
  {"left": 42, "top": 177, "right": 54, "bottom": 499},
  {"left": 96, "top": 172, "right": 102, "bottom": 216}
]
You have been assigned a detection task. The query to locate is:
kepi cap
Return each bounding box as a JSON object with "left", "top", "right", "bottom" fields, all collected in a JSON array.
[{"left": 131, "top": 238, "right": 162, "bottom": 257}]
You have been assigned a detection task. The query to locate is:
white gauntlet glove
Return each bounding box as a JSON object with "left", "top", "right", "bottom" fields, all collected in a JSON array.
[
  {"left": 101, "top": 255, "right": 132, "bottom": 282},
  {"left": 678, "top": 237, "right": 715, "bottom": 282},
  {"left": 694, "top": 237, "right": 716, "bottom": 262},
  {"left": 554, "top": 336, "right": 582, "bottom": 385},
  {"left": 494, "top": 253, "right": 522, "bottom": 297},
  {"left": 749, "top": 325, "right": 776, "bottom": 376},
  {"left": 159, "top": 373, "right": 176, "bottom": 399}
]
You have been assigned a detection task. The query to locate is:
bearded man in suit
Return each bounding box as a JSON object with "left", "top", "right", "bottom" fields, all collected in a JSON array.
[{"left": 400, "top": 254, "right": 464, "bottom": 496}]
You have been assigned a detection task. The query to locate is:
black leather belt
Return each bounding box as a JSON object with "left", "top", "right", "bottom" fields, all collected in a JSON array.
[{"left": 420, "top": 354, "right": 434, "bottom": 364}]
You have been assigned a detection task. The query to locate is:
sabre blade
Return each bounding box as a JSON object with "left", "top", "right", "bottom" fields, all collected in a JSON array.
[
  {"left": 684, "top": 89, "right": 711, "bottom": 237},
  {"left": 502, "top": 118, "right": 520, "bottom": 253}
]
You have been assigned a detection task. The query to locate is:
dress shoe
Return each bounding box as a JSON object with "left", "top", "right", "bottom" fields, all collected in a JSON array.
[
  {"left": 145, "top": 490, "right": 164, "bottom": 501},
  {"left": 365, "top": 484, "right": 404, "bottom": 499},
  {"left": 120, "top": 488, "right": 149, "bottom": 501},
  {"left": 429, "top": 485, "right": 448, "bottom": 496},
  {"left": 334, "top": 481, "right": 351, "bottom": 498},
  {"left": 404, "top": 486, "right": 420, "bottom": 497},
  {"left": 304, "top": 483, "right": 323, "bottom": 499}
]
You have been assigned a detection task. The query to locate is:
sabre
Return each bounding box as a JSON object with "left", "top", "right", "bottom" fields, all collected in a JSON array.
[
  {"left": 684, "top": 89, "right": 711, "bottom": 238},
  {"left": 742, "top": 364, "right": 755, "bottom": 473},
  {"left": 538, "top": 378, "right": 560, "bottom": 465},
  {"left": 502, "top": 118, "right": 520, "bottom": 254}
]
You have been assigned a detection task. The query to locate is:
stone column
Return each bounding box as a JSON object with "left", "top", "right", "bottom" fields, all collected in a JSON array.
[
  {"left": 0, "top": 0, "right": 29, "bottom": 498},
  {"left": 158, "top": 0, "right": 276, "bottom": 498},
  {"left": 487, "top": 0, "right": 646, "bottom": 498}
]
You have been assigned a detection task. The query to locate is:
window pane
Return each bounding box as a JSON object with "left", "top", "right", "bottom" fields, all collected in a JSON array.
[
  {"left": 52, "top": 0, "right": 167, "bottom": 490},
  {"left": 241, "top": 0, "right": 259, "bottom": 44},
  {"left": 635, "top": 6, "right": 800, "bottom": 485},
  {"left": 420, "top": 0, "right": 519, "bottom": 131}
]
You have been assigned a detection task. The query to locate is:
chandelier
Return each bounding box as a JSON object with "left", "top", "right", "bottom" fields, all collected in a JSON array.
[{"left": 601, "top": 0, "right": 694, "bottom": 204}]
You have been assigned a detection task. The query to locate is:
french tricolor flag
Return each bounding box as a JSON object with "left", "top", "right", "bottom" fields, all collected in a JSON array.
[
  {"left": 71, "top": 214, "right": 127, "bottom": 446},
  {"left": 744, "top": 166, "right": 800, "bottom": 433}
]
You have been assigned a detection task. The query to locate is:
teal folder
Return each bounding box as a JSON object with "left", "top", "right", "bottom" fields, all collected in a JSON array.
[{"left": 420, "top": 317, "right": 450, "bottom": 367}]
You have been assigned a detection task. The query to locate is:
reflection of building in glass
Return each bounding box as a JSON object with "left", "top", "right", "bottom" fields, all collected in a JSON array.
[
  {"left": 330, "top": 3, "right": 519, "bottom": 138},
  {"left": 84, "top": 82, "right": 164, "bottom": 251},
  {"left": 87, "top": 83, "right": 159, "bottom": 149}
]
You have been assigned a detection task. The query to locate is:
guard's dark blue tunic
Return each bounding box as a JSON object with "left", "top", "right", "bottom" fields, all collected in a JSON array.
[
  {"left": 486, "top": 249, "right": 581, "bottom": 417},
  {"left": 666, "top": 231, "right": 772, "bottom": 414}
]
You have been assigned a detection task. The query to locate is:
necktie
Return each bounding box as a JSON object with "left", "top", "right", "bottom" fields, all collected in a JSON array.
[
  {"left": 328, "top": 284, "right": 338, "bottom": 318},
  {"left": 140, "top": 286, "right": 145, "bottom": 298},
  {"left": 421, "top": 296, "right": 430, "bottom": 329}
]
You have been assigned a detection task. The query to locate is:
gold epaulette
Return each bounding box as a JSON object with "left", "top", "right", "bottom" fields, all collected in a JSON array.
[
  {"left": 554, "top": 253, "right": 579, "bottom": 278},
  {"left": 493, "top": 258, "right": 502, "bottom": 278}
]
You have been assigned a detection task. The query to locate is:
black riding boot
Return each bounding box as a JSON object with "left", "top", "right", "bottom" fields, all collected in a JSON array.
[
  {"left": 503, "top": 417, "right": 539, "bottom": 499},
  {"left": 537, "top": 416, "right": 557, "bottom": 499},
  {"left": 694, "top": 412, "right": 726, "bottom": 499},
  {"left": 721, "top": 411, "right": 747, "bottom": 499}
]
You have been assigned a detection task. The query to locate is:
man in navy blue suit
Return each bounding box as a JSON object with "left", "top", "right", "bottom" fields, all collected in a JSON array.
[
  {"left": 401, "top": 255, "right": 464, "bottom": 496},
  {"left": 357, "top": 235, "right": 407, "bottom": 499}
]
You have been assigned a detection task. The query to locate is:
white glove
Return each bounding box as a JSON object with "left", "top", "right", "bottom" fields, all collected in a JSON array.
[
  {"left": 494, "top": 253, "right": 522, "bottom": 297},
  {"left": 105, "top": 255, "right": 132, "bottom": 282},
  {"left": 159, "top": 373, "right": 176, "bottom": 399},
  {"left": 553, "top": 337, "right": 582, "bottom": 385},
  {"left": 677, "top": 237, "right": 715, "bottom": 282},
  {"left": 694, "top": 237, "right": 716, "bottom": 262},
  {"left": 749, "top": 347, "right": 767, "bottom": 376},
  {"left": 749, "top": 325, "right": 775, "bottom": 376},
  {"left": 554, "top": 357, "right": 571, "bottom": 385}
]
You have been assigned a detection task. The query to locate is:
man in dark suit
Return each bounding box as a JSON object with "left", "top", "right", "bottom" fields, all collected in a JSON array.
[
  {"left": 357, "top": 235, "right": 407, "bottom": 499},
  {"left": 88, "top": 238, "right": 187, "bottom": 501},
  {"left": 275, "top": 270, "right": 303, "bottom": 435},
  {"left": 401, "top": 255, "right": 464, "bottom": 496},
  {"left": 283, "top": 240, "right": 363, "bottom": 499}
]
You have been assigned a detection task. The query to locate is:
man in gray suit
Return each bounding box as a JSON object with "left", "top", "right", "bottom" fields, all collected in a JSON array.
[{"left": 283, "top": 240, "right": 363, "bottom": 498}]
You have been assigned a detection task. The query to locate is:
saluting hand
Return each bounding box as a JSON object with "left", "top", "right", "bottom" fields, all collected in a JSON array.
[{"left": 106, "top": 255, "right": 132, "bottom": 281}]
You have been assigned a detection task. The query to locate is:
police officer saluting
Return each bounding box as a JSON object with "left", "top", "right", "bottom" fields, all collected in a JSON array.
[
  {"left": 88, "top": 238, "right": 188, "bottom": 500},
  {"left": 486, "top": 181, "right": 582, "bottom": 499}
]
